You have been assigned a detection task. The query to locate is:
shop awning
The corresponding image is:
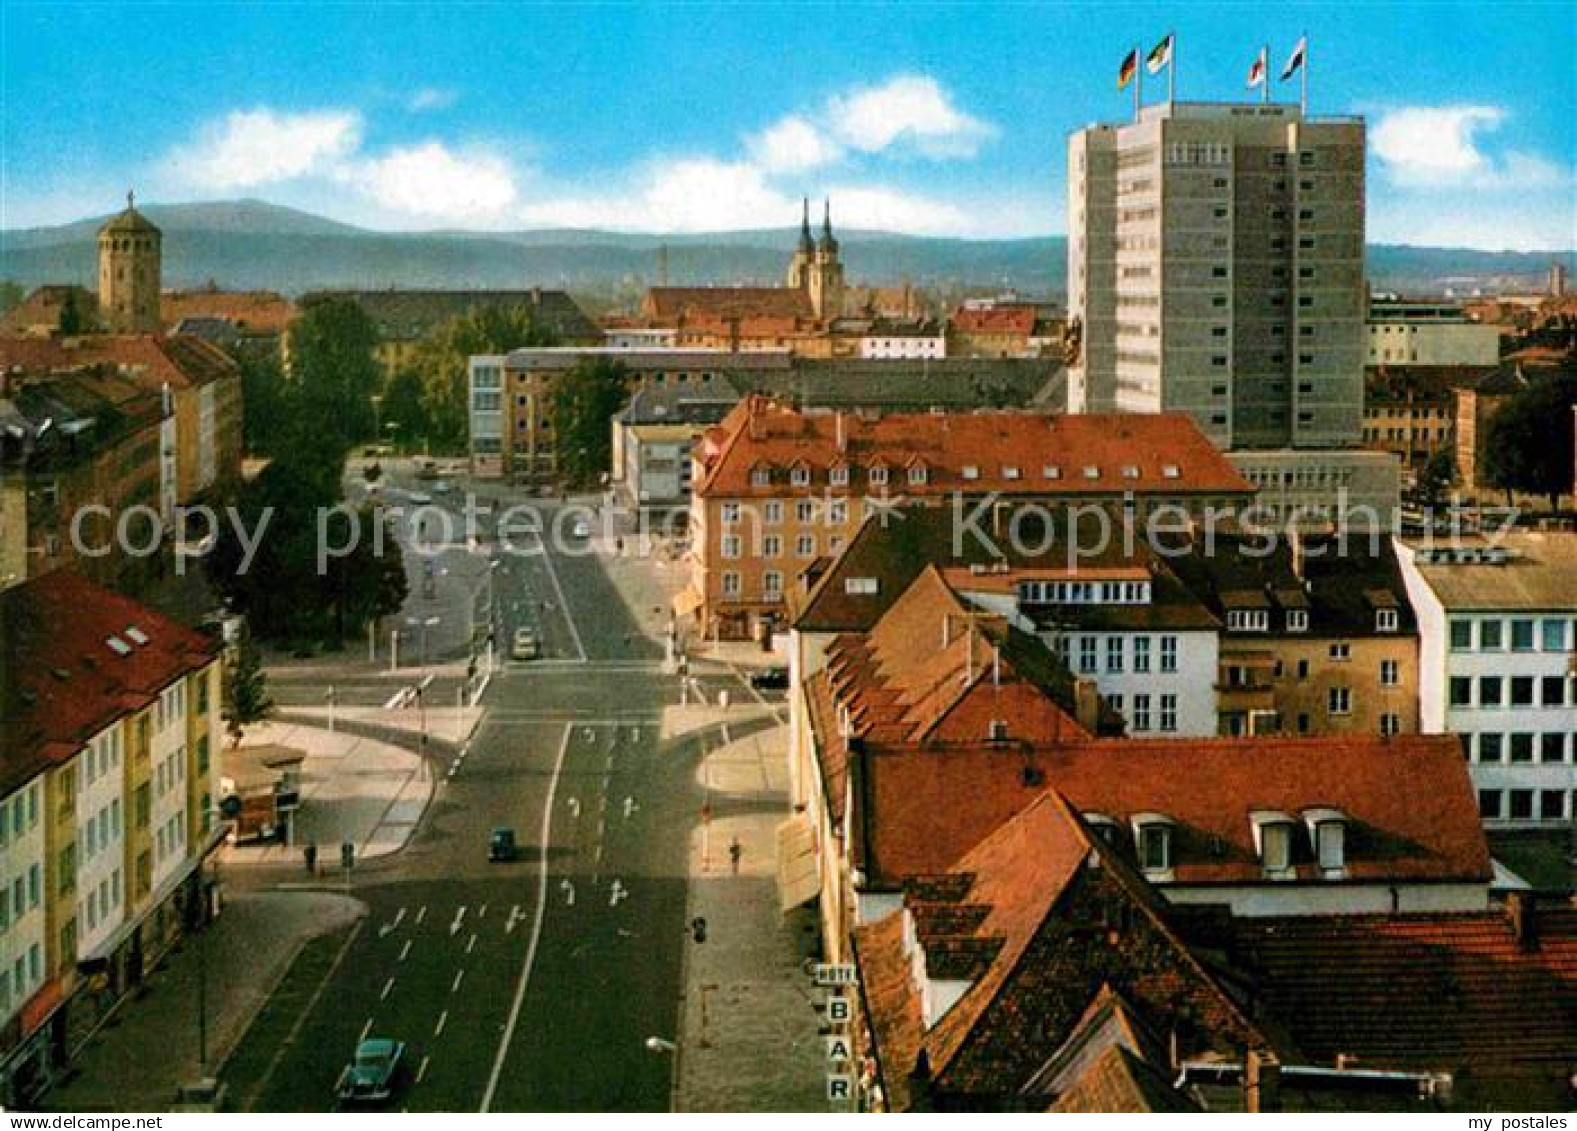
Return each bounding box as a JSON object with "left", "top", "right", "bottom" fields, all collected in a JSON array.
[{"left": 776, "top": 815, "right": 821, "bottom": 913}]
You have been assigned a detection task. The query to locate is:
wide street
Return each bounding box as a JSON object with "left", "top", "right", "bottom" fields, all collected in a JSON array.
[{"left": 231, "top": 482, "right": 786, "bottom": 1112}]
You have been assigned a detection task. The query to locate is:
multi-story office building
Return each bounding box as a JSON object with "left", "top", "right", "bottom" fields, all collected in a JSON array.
[
  {"left": 1068, "top": 101, "right": 1366, "bottom": 452},
  {"left": 1367, "top": 297, "right": 1500, "bottom": 367},
  {"left": 1398, "top": 532, "right": 1577, "bottom": 828}
]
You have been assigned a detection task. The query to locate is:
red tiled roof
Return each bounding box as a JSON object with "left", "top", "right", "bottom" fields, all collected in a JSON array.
[
  {"left": 0, "top": 333, "right": 239, "bottom": 390},
  {"left": 854, "top": 792, "right": 1269, "bottom": 1110},
  {"left": 0, "top": 571, "right": 219, "bottom": 794},
  {"left": 644, "top": 286, "right": 814, "bottom": 322},
  {"left": 950, "top": 305, "right": 1037, "bottom": 335},
  {"left": 1234, "top": 907, "right": 1577, "bottom": 1075},
  {"left": 161, "top": 289, "right": 295, "bottom": 335},
  {"left": 696, "top": 396, "right": 1251, "bottom": 499},
  {"left": 855, "top": 734, "right": 1488, "bottom": 889}
]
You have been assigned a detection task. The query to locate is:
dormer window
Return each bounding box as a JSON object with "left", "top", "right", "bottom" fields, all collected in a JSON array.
[
  {"left": 962, "top": 465, "right": 980, "bottom": 480},
  {"left": 908, "top": 464, "right": 928, "bottom": 486},
  {"left": 987, "top": 719, "right": 1009, "bottom": 742},
  {"left": 1250, "top": 810, "right": 1296, "bottom": 876},
  {"left": 1161, "top": 464, "right": 1180, "bottom": 479},
  {"left": 869, "top": 464, "right": 890, "bottom": 486},
  {"left": 1131, "top": 813, "right": 1174, "bottom": 877},
  {"left": 1083, "top": 812, "right": 1123, "bottom": 849},
  {"left": 1376, "top": 608, "right": 1398, "bottom": 633},
  {"left": 1121, "top": 465, "right": 1140, "bottom": 480},
  {"left": 1043, "top": 465, "right": 1061, "bottom": 480},
  {"left": 1303, "top": 808, "right": 1347, "bottom": 876},
  {"left": 1002, "top": 466, "right": 1021, "bottom": 480},
  {"left": 790, "top": 464, "right": 811, "bottom": 488},
  {"left": 829, "top": 465, "right": 850, "bottom": 487},
  {"left": 750, "top": 466, "right": 771, "bottom": 488},
  {"left": 1083, "top": 466, "right": 1100, "bottom": 480},
  {"left": 1286, "top": 609, "right": 1309, "bottom": 633},
  {"left": 1227, "top": 609, "right": 1269, "bottom": 632}
]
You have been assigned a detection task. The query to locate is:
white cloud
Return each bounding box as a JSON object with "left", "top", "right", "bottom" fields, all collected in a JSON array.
[
  {"left": 1371, "top": 105, "right": 1567, "bottom": 190},
  {"left": 826, "top": 74, "right": 996, "bottom": 159},
  {"left": 407, "top": 87, "right": 458, "bottom": 112},
  {"left": 171, "top": 108, "right": 362, "bottom": 189},
  {"left": 748, "top": 115, "right": 843, "bottom": 174},
  {"left": 353, "top": 142, "right": 518, "bottom": 221}
]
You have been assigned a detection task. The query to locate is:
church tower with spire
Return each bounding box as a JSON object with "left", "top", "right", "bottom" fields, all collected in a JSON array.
[
  {"left": 807, "top": 198, "right": 844, "bottom": 321},
  {"left": 97, "top": 191, "right": 162, "bottom": 333},
  {"left": 786, "top": 197, "right": 815, "bottom": 291}
]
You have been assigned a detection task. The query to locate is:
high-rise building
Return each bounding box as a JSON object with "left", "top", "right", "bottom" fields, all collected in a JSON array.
[
  {"left": 1068, "top": 102, "right": 1366, "bottom": 452},
  {"left": 96, "top": 192, "right": 162, "bottom": 334}
]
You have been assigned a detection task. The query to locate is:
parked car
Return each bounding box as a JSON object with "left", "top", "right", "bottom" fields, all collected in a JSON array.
[
  {"left": 571, "top": 518, "right": 591, "bottom": 539},
  {"left": 489, "top": 827, "right": 519, "bottom": 862},
  {"left": 511, "top": 627, "right": 540, "bottom": 661},
  {"left": 407, "top": 491, "right": 432, "bottom": 505},
  {"left": 336, "top": 1038, "right": 406, "bottom": 1103},
  {"left": 433, "top": 480, "right": 452, "bottom": 495},
  {"left": 749, "top": 667, "right": 790, "bottom": 691}
]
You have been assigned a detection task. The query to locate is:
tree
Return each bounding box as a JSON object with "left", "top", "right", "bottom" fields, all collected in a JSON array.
[
  {"left": 1482, "top": 374, "right": 1577, "bottom": 511},
  {"left": 58, "top": 289, "right": 84, "bottom": 335},
  {"left": 287, "top": 297, "right": 383, "bottom": 460},
  {"left": 223, "top": 633, "right": 274, "bottom": 747},
  {"left": 549, "top": 357, "right": 629, "bottom": 487},
  {"left": 381, "top": 366, "right": 429, "bottom": 450},
  {"left": 1414, "top": 449, "right": 1457, "bottom": 512},
  {"left": 238, "top": 351, "right": 290, "bottom": 458},
  {"left": 0, "top": 281, "right": 24, "bottom": 315},
  {"left": 409, "top": 306, "right": 557, "bottom": 451}
]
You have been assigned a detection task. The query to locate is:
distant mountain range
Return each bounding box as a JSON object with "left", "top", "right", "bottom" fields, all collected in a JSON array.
[{"left": 3, "top": 199, "right": 1571, "bottom": 303}]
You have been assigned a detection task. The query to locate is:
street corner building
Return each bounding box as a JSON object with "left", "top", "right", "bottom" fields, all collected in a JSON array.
[{"left": 0, "top": 570, "right": 224, "bottom": 1106}]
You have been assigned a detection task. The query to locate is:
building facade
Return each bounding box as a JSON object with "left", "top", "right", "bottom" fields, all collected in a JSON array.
[
  {"left": 1367, "top": 298, "right": 1500, "bottom": 367},
  {"left": 1068, "top": 101, "right": 1366, "bottom": 451},
  {"left": 0, "top": 572, "right": 221, "bottom": 1106},
  {"left": 690, "top": 396, "right": 1255, "bottom": 638},
  {"left": 96, "top": 196, "right": 161, "bottom": 335},
  {"left": 1398, "top": 532, "right": 1577, "bottom": 828}
]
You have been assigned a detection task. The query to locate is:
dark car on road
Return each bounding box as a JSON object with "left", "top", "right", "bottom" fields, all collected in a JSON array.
[
  {"left": 489, "top": 827, "right": 519, "bottom": 862},
  {"left": 748, "top": 667, "right": 790, "bottom": 691},
  {"left": 336, "top": 1038, "right": 406, "bottom": 1103}
]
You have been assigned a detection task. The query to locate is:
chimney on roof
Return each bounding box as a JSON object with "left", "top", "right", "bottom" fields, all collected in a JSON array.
[
  {"left": 1290, "top": 527, "right": 1306, "bottom": 582},
  {"left": 835, "top": 411, "right": 846, "bottom": 453},
  {"left": 1507, "top": 891, "right": 1539, "bottom": 951},
  {"left": 1073, "top": 678, "right": 1101, "bottom": 735},
  {"left": 1243, "top": 1049, "right": 1282, "bottom": 1114}
]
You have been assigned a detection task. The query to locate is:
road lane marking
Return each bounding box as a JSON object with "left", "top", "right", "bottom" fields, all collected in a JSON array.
[
  {"left": 415, "top": 905, "right": 428, "bottom": 925},
  {"left": 359, "top": 1017, "right": 374, "bottom": 1043},
  {"left": 380, "top": 977, "right": 396, "bottom": 1001},
  {"left": 378, "top": 907, "right": 407, "bottom": 938},
  {"left": 479, "top": 903, "right": 488, "bottom": 918},
  {"left": 466, "top": 933, "right": 477, "bottom": 955},
  {"left": 399, "top": 940, "right": 413, "bottom": 962},
  {"left": 450, "top": 906, "right": 467, "bottom": 936},
  {"left": 609, "top": 879, "right": 628, "bottom": 908},
  {"left": 538, "top": 540, "right": 588, "bottom": 662},
  {"left": 560, "top": 878, "right": 576, "bottom": 907},
  {"left": 452, "top": 969, "right": 465, "bottom": 993},
  {"left": 505, "top": 904, "right": 522, "bottom": 933},
  {"left": 417, "top": 1055, "right": 430, "bottom": 1084},
  {"left": 481, "top": 721, "right": 573, "bottom": 1112},
  {"left": 434, "top": 1010, "right": 449, "bottom": 1037}
]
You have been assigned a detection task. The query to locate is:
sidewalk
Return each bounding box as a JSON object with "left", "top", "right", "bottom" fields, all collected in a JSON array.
[
  {"left": 43, "top": 890, "right": 364, "bottom": 1112},
  {"left": 224, "top": 717, "right": 448, "bottom": 865},
  {"left": 671, "top": 715, "right": 824, "bottom": 1111}
]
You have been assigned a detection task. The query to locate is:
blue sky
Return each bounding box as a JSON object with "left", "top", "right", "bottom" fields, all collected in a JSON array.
[{"left": 3, "top": 1, "right": 1574, "bottom": 248}]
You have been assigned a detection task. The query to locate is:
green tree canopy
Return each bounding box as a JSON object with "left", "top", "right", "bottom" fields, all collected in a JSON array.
[
  {"left": 223, "top": 631, "right": 274, "bottom": 747},
  {"left": 549, "top": 357, "right": 629, "bottom": 488},
  {"left": 288, "top": 296, "right": 383, "bottom": 461},
  {"left": 409, "top": 305, "right": 557, "bottom": 452},
  {"left": 1482, "top": 373, "right": 1577, "bottom": 511},
  {"left": 380, "top": 366, "right": 429, "bottom": 450},
  {"left": 1414, "top": 448, "right": 1457, "bottom": 512}
]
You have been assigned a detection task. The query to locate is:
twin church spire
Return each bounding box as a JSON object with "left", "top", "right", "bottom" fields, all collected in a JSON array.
[{"left": 788, "top": 197, "right": 844, "bottom": 319}]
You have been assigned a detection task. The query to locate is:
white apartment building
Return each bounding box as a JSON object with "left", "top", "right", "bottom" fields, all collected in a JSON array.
[
  {"left": 0, "top": 779, "right": 45, "bottom": 1034},
  {"left": 858, "top": 327, "right": 946, "bottom": 359},
  {"left": 149, "top": 679, "right": 190, "bottom": 894},
  {"left": 1367, "top": 298, "right": 1500, "bottom": 367},
  {"left": 1068, "top": 101, "right": 1366, "bottom": 451},
  {"left": 74, "top": 725, "right": 125, "bottom": 960},
  {"left": 1398, "top": 532, "right": 1577, "bottom": 827}
]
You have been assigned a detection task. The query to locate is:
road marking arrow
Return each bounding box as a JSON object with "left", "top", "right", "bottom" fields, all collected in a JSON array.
[{"left": 450, "top": 906, "right": 467, "bottom": 936}]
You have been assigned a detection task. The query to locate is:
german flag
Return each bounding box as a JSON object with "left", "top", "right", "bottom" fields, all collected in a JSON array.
[{"left": 1118, "top": 48, "right": 1139, "bottom": 90}]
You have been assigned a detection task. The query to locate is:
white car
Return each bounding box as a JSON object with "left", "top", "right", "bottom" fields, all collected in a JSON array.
[
  {"left": 408, "top": 491, "right": 432, "bottom": 505},
  {"left": 571, "top": 519, "right": 591, "bottom": 539}
]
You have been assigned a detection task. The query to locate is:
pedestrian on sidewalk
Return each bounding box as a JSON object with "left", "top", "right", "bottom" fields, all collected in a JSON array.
[
  {"left": 304, "top": 842, "right": 318, "bottom": 875},
  {"left": 728, "top": 837, "right": 742, "bottom": 875}
]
